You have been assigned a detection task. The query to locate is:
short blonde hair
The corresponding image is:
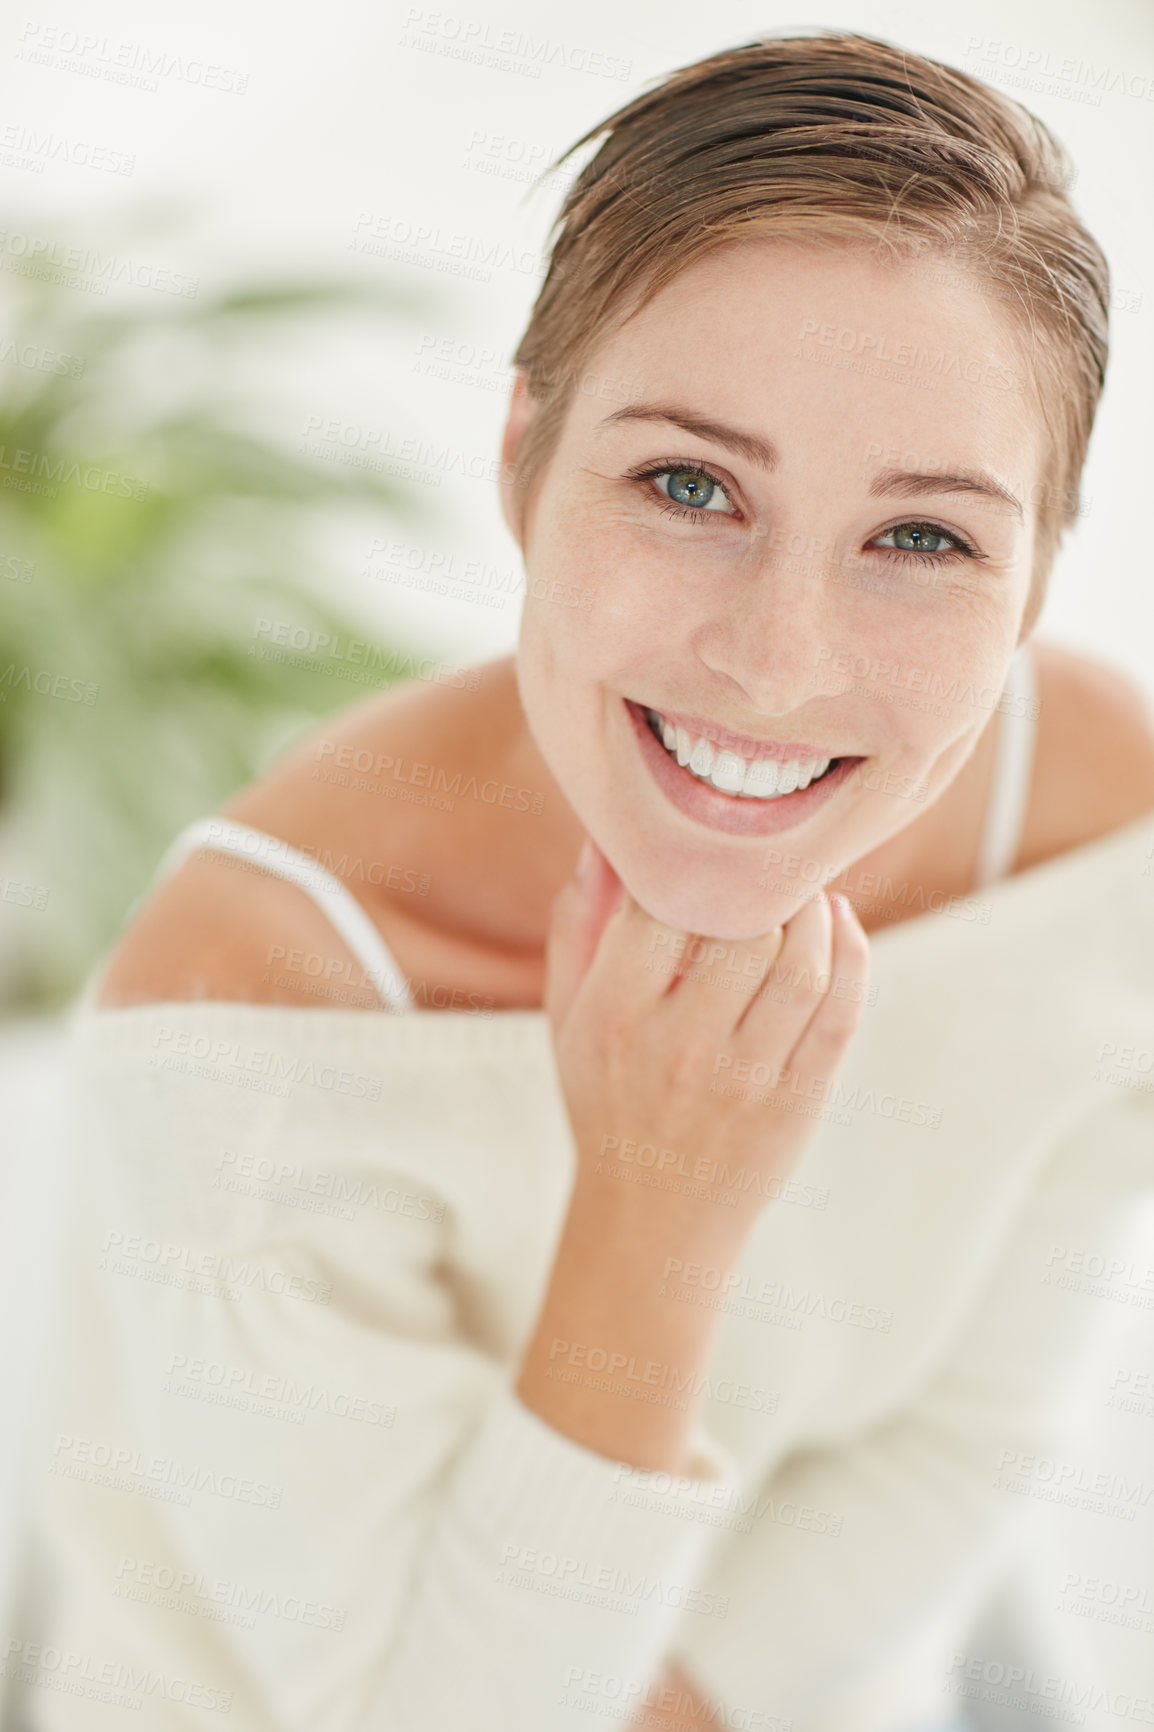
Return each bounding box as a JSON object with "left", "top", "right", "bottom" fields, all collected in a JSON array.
[{"left": 511, "top": 31, "right": 1110, "bottom": 631}]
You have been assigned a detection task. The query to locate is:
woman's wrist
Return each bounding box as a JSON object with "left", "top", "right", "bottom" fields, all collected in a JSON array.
[
  {"left": 627, "top": 1663, "right": 717, "bottom": 1731},
  {"left": 566, "top": 1159, "right": 758, "bottom": 1259},
  {"left": 514, "top": 1176, "right": 751, "bottom": 1472}
]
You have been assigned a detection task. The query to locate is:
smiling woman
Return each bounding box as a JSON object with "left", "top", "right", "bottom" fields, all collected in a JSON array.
[
  {"left": 509, "top": 234, "right": 1051, "bottom": 925},
  {"left": 10, "top": 27, "right": 1154, "bottom": 1732}
]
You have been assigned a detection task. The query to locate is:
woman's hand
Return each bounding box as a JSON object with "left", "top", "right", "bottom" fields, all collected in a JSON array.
[
  {"left": 514, "top": 838, "right": 869, "bottom": 1474},
  {"left": 545, "top": 838, "right": 870, "bottom": 1240}
]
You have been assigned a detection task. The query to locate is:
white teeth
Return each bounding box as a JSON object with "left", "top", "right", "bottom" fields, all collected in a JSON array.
[
  {"left": 646, "top": 707, "right": 835, "bottom": 801},
  {"left": 688, "top": 738, "right": 715, "bottom": 777},
  {"left": 741, "top": 757, "right": 780, "bottom": 798},
  {"left": 776, "top": 759, "right": 801, "bottom": 796},
  {"left": 712, "top": 751, "right": 746, "bottom": 794}
]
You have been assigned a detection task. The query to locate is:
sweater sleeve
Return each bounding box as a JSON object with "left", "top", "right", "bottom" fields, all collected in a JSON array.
[
  {"left": 668, "top": 1088, "right": 1154, "bottom": 1731},
  {"left": 363, "top": 1386, "right": 739, "bottom": 1729},
  {"left": 23, "top": 1013, "right": 741, "bottom": 1732}
]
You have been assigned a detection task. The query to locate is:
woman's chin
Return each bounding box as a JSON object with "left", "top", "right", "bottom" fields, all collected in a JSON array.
[{"left": 621, "top": 871, "right": 822, "bottom": 942}]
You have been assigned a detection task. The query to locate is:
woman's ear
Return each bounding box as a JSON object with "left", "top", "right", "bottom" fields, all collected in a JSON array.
[{"left": 498, "top": 370, "right": 536, "bottom": 547}]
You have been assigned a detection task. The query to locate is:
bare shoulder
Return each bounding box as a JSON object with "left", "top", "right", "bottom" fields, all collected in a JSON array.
[
  {"left": 93, "top": 848, "right": 386, "bottom": 1011},
  {"left": 1020, "top": 639, "right": 1154, "bottom": 870},
  {"left": 94, "top": 669, "right": 497, "bottom": 1013}
]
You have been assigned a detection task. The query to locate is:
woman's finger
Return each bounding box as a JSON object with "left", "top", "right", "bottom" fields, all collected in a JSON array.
[
  {"left": 781, "top": 891, "right": 871, "bottom": 1083},
  {"left": 655, "top": 921, "right": 787, "bottom": 1047},
  {"left": 566, "top": 867, "right": 712, "bottom": 1025},
  {"left": 734, "top": 887, "right": 835, "bottom": 1050},
  {"left": 544, "top": 839, "right": 623, "bottom": 1029}
]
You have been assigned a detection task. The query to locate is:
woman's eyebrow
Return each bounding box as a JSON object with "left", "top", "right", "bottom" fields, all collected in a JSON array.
[
  {"left": 597, "top": 403, "right": 779, "bottom": 471},
  {"left": 597, "top": 404, "right": 1025, "bottom": 523},
  {"left": 868, "top": 466, "right": 1024, "bottom": 522}
]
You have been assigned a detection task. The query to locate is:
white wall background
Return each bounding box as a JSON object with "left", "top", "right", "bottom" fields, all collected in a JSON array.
[{"left": 0, "top": 0, "right": 1151, "bottom": 686}]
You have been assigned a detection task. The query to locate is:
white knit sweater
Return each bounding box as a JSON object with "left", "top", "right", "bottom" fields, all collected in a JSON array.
[{"left": 7, "top": 811, "right": 1154, "bottom": 1732}]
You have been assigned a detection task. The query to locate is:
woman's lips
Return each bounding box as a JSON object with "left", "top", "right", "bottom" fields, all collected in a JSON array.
[
  {"left": 646, "top": 705, "right": 834, "bottom": 763},
  {"left": 623, "top": 698, "right": 864, "bottom": 838}
]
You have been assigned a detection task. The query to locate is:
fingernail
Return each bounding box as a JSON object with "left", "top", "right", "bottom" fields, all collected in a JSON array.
[{"left": 576, "top": 838, "right": 596, "bottom": 882}]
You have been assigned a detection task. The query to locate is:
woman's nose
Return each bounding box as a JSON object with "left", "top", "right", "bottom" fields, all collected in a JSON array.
[{"left": 689, "top": 544, "right": 844, "bottom": 719}]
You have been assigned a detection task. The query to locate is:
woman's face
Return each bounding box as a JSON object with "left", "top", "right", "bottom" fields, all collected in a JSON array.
[{"left": 508, "top": 238, "right": 1042, "bottom": 937}]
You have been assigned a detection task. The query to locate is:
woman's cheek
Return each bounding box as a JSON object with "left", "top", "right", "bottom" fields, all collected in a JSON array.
[{"left": 550, "top": 537, "right": 677, "bottom": 648}]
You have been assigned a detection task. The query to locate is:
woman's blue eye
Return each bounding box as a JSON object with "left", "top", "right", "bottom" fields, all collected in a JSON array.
[
  {"left": 873, "top": 522, "right": 956, "bottom": 555},
  {"left": 656, "top": 468, "right": 731, "bottom": 511}
]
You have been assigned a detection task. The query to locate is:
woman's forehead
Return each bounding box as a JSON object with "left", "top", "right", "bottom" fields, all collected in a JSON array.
[
  {"left": 575, "top": 250, "right": 1042, "bottom": 484},
  {"left": 608, "top": 238, "right": 1027, "bottom": 363}
]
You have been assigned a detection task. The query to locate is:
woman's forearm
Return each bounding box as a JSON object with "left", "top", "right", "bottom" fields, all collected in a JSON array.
[
  {"left": 628, "top": 1663, "right": 717, "bottom": 1730},
  {"left": 515, "top": 1172, "right": 749, "bottom": 1474}
]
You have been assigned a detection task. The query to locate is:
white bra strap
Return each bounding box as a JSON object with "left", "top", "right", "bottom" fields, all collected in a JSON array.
[
  {"left": 154, "top": 817, "right": 414, "bottom": 1014},
  {"left": 973, "top": 644, "right": 1039, "bottom": 888}
]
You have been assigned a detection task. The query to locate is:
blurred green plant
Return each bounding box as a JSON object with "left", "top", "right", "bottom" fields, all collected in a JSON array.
[{"left": 0, "top": 261, "right": 429, "bottom": 1013}]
